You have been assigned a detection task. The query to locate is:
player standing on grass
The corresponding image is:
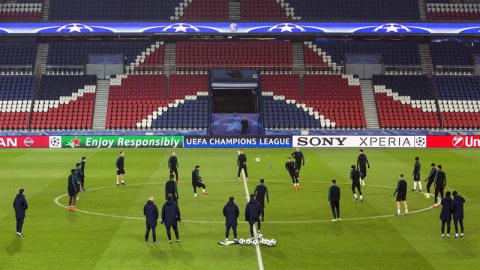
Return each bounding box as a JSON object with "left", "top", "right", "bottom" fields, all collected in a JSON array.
[
  {"left": 237, "top": 149, "right": 248, "bottom": 182},
  {"left": 424, "top": 163, "right": 436, "bottom": 198},
  {"left": 393, "top": 174, "right": 408, "bottom": 216},
  {"left": 192, "top": 165, "right": 207, "bottom": 198},
  {"left": 68, "top": 169, "right": 78, "bottom": 211},
  {"left": 13, "top": 188, "right": 28, "bottom": 236},
  {"left": 116, "top": 151, "right": 126, "bottom": 186},
  {"left": 350, "top": 165, "right": 363, "bottom": 202},
  {"left": 75, "top": 163, "right": 83, "bottom": 199},
  {"left": 440, "top": 191, "right": 452, "bottom": 238},
  {"left": 291, "top": 147, "right": 305, "bottom": 179},
  {"left": 79, "top": 157, "right": 87, "bottom": 191},
  {"left": 285, "top": 157, "right": 300, "bottom": 189},
  {"left": 144, "top": 197, "right": 159, "bottom": 244},
  {"left": 412, "top": 157, "right": 422, "bottom": 192},
  {"left": 161, "top": 194, "right": 181, "bottom": 243},
  {"left": 245, "top": 194, "right": 262, "bottom": 238},
  {"left": 223, "top": 196, "right": 239, "bottom": 243},
  {"left": 452, "top": 191, "right": 465, "bottom": 238},
  {"left": 165, "top": 174, "right": 179, "bottom": 203},
  {"left": 357, "top": 149, "right": 370, "bottom": 186},
  {"left": 168, "top": 152, "right": 180, "bottom": 183},
  {"left": 254, "top": 179, "right": 269, "bottom": 222},
  {"left": 328, "top": 179, "right": 341, "bottom": 222},
  {"left": 433, "top": 165, "right": 446, "bottom": 207}
]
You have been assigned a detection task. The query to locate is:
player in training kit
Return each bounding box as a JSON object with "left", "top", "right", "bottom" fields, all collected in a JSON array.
[
  {"left": 328, "top": 179, "right": 341, "bottom": 222},
  {"left": 161, "top": 194, "right": 181, "bottom": 243},
  {"left": 254, "top": 179, "right": 269, "bottom": 222},
  {"left": 291, "top": 147, "right": 305, "bottom": 179},
  {"left": 412, "top": 157, "right": 422, "bottom": 192},
  {"left": 68, "top": 169, "right": 79, "bottom": 211},
  {"left": 433, "top": 165, "right": 446, "bottom": 206},
  {"left": 165, "top": 174, "right": 179, "bottom": 203},
  {"left": 75, "top": 163, "right": 83, "bottom": 199},
  {"left": 424, "top": 163, "right": 436, "bottom": 198},
  {"left": 440, "top": 191, "right": 453, "bottom": 238},
  {"left": 237, "top": 149, "right": 248, "bottom": 181},
  {"left": 452, "top": 191, "right": 465, "bottom": 238},
  {"left": 285, "top": 157, "right": 300, "bottom": 189},
  {"left": 116, "top": 151, "right": 126, "bottom": 186},
  {"left": 245, "top": 194, "right": 262, "bottom": 238},
  {"left": 168, "top": 152, "right": 180, "bottom": 183},
  {"left": 350, "top": 165, "right": 363, "bottom": 202},
  {"left": 223, "top": 196, "right": 239, "bottom": 243},
  {"left": 393, "top": 174, "right": 408, "bottom": 216},
  {"left": 79, "top": 157, "right": 87, "bottom": 191},
  {"left": 357, "top": 149, "right": 370, "bottom": 186},
  {"left": 192, "top": 165, "right": 207, "bottom": 198}
]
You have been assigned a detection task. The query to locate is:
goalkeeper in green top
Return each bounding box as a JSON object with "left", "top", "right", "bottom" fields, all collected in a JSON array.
[{"left": 192, "top": 165, "right": 207, "bottom": 198}]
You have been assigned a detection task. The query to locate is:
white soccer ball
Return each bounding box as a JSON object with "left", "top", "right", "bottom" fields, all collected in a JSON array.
[
  {"left": 264, "top": 239, "right": 272, "bottom": 246},
  {"left": 239, "top": 238, "right": 245, "bottom": 244},
  {"left": 255, "top": 157, "right": 261, "bottom": 162},
  {"left": 253, "top": 240, "right": 259, "bottom": 246},
  {"left": 246, "top": 238, "right": 252, "bottom": 245},
  {"left": 270, "top": 239, "right": 276, "bottom": 246},
  {"left": 257, "top": 233, "right": 263, "bottom": 239},
  {"left": 259, "top": 238, "right": 266, "bottom": 245}
]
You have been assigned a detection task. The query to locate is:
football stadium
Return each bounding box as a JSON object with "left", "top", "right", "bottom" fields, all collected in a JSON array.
[{"left": 0, "top": 0, "right": 480, "bottom": 269}]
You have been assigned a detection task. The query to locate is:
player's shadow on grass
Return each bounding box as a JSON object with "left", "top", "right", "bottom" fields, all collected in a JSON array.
[{"left": 5, "top": 237, "right": 21, "bottom": 255}]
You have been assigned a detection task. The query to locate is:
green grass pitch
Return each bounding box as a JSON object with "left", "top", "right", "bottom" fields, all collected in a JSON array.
[{"left": 0, "top": 148, "right": 479, "bottom": 270}]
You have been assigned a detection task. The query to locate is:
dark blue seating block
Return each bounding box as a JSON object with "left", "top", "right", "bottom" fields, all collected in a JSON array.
[{"left": 372, "top": 75, "right": 434, "bottom": 100}]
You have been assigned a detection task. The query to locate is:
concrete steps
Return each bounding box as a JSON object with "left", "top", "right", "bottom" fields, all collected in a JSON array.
[{"left": 360, "top": 79, "right": 381, "bottom": 129}]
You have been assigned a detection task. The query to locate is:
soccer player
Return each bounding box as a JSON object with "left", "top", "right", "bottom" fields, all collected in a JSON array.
[
  {"left": 254, "top": 179, "right": 269, "bottom": 222},
  {"left": 433, "top": 165, "right": 446, "bottom": 207},
  {"left": 116, "top": 151, "right": 126, "bottom": 186},
  {"left": 412, "top": 157, "right": 422, "bottom": 192},
  {"left": 79, "top": 157, "right": 87, "bottom": 191},
  {"left": 356, "top": 149, "right": 370, "bottom": 186},
  {"left": 192, "top": 165, "right": 207, "bottom": 198},
  {"left": 291, "top": 147, "right": 305, "bottom": 178},
  {"left": 168, "top": 152, "right": 180, "bottom": 183},
  {"left": 161, "top": 194, "right": 181, "bottom": 243},
  {"left": 68, "top": 169, "right": 78, "bottom": 211},
  {"left": 350, "top": 165, "right": 363, "bottom": 202},
  {"left": 328, "top": 179, "right": 341, "bottom": 222},
  {"left": 237, "top": 149, "right": 248, "bottom": 181},
  {"left": 451, "top": 191, "right": 465, "bottom": 238},
  {"left": 241, "top": 116, "right": 248, "bottom": 135},
  {"left": 223, "top": 196, "right": 239, "bottom": 243},
  {"left": 13, "top": 188, "right": 28, "bottom": 236},
  {"left": 245, "top": 194, "right": 262, "bottom": 238},
  {"left": 393, "top": 174, "right": 408, "bottom": 216},
  {"left": 144, "top": 197, "right": 159, "bottom": 244},
  {"left": 75, "top": 163, "right": 83, "bottom": 198},
  {"left": 285, "top": 157, "right": 299, "bottom": 189},
  {"left": 440, "top": 191, "right": 452, "bottom": 238},
  {"left": 165, "top": 174, "right": 179, "bottom": 203},
  {"left": 424, "top": 163, "right": 436, "bottom": 198}
]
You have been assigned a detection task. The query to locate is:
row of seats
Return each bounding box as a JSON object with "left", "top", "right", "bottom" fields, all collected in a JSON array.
[
  {"left": 0, "top": 76, "right": 36, "bottom": 130},
  {"left": 240, "top": 0, "right": 288, "bottom": 20},
  {"left": 0, "top": 43, "right": 36, "bottom": 67},
  {"left": 181, "top": 0, "right": 229, "bottom": 20},
  {"left": 428, "top": 3, "right": 480, "bottom": 21}
]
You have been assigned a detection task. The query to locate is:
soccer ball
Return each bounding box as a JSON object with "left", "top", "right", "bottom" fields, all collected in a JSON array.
[
  {"left": 255, "top": 157, "right": 261, "bottom": 162},
  {"left": 270, "top": 239, "right": 276, "bottom": 246},
  {"left": 256, "top": 233, "right": 263, "bottom": 239},
  {"left": 253, "top": 240, "right": 259, "bottom": 246},
  {"left": 264, "top": 239, "right": 272, "bottom": 246},
  {"left": 239, "top": 238, "right": 245, "bottom": 244},
  {"left": 246, "top": 238, "right": 252, "bottom": 245}
]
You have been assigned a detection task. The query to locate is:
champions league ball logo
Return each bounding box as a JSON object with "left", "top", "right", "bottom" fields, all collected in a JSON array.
[
  {"left": 353, "top": 23, "right": 431, "bottom": 34},
  {"left": 373, "top": 24, "right": 411, "bottom": 33},
  {"left": 162, "top": 23, "right": 200, "bottom": 33},
  {"left": 35, "top": 23, "right": 115, "bottom": 34},
  {"left": 267, "top": 23, "right": 306, "bottom": 33},
  {"left": 56, "top": 24, "right": 95, "bottom": 33}
]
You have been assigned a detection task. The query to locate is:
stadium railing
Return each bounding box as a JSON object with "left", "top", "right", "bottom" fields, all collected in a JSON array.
[
  {"left": 46, "top": 65, "right": 84, "bottom": 75},
  {"left": 435, "top": 65, "right": 475, "bottom": 75},
  {"left": 175, "top": 64, "right": 294, "bottom": 72},
  {"left": 384, "top": 65, "right": 423, "bottom": 75},
  {"left": 0, "top": 65, "right": 33, "bottom": 75}
]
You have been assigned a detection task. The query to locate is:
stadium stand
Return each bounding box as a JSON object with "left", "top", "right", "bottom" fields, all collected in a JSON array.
[
  {"left": 240, "top": 0, "right": 288, "bottom": 20},
  {"left": 260, "top": 74, "right": 302, "bottom": 100},
  {"left": 0, "top": 3, "right": 42, "bottom": 21},
  {"left": 0, "top": 42, "right": 36, "bottom": 74},
  {"left": 30, "top": 76, "right": 97, "bottom": 130},
  {"left": 373, "top": 75, "right": 441, "bottom": 129},
  {"left": 433, "top": 76, "right": 480, "bottom": 129},
  {"left": 429, "top": 43, "right": 472, "bottom": 66},
  {"left": 427, "top": 3, "right": 480, "bottom": 21},
  {"left": 176, "top": 41, "right": 293, "bottom": 71},
  {"left": 0, "top": 76, "right": 36, "bottom": 130},
  {"left": 182, "top": 0, "right": 228, "bottom": 20}
]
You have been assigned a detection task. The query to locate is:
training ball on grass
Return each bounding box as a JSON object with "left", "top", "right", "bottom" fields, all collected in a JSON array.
[
  {"left": 270, "top": 239, "right": 276, "bottom": 246},
  {"left": 246, "top": 238, "right": 252, "bottom": 245},
  {"left": 257, "top": 233, "right": 263, "bottom": 239},
  {"left": 264, "top": 239, "right": 271, "bottom": 246},
  {"left": 253, "top": 240, "right": 259, "bottom": 246},
  {"left": 255, "top": 157, "right": 261, "bottom": 162},
  {"left": 239, "top": 238, "right": 245, "bottom": 244}
]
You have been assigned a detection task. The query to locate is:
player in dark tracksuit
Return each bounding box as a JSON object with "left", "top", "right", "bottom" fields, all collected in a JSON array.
[
  {"left": 13, "top": 189, "right": 28, "bottom": 237},
  {"left": 254, "top": 179, "right": 269, "bottom": 222},
  {"left": 79, "top": 157, "right": 87, "bottom": 191},
  {"left": 350, "top": 165, "right": 363, "bottom": 202},
  {"left": 291, "top": 147, "right": 305, "bottom": 178},
  {"left": 245, "top": 194, "right": 262, "bottom": 238},
  {"left": 237, "top": 149, "right": 248, "bottom": 181},
  {"left": 433, "top": 165, "right": 446, "bottom": 206},
  {"left": 393, "top": 174, "right": 408, "bottom": 216},
  {"left": 285, "top": 157, "right": 300, "bottom": 189},
  {"left": 68, "top": 169, "right": 79, "bottom": 211},
  {"left": 328, "top": 179, "right": 341, "bottom": 221},
  {"left": 165, "top": 174, "right": 179, "bottom": 203},
  {"left": 424, "top": 163, "right": 436, "bottom": 199},
  {"left": 161, "top": 194, "right": 181, "bottom": 243},
  {"left": 116, "top": 151, "right": 126, "bottom": 186},
  {"left": 75, "top": 163, "right": 83, "bottom": 198},
  {"left": 357, "top": 149, "right": 370, "bottom": 186},
  {"left": 223, "top": 196, "right": 239, "bottom": 242},
  {"left": 440, "top": 191, "right": 453, "bottom": 238},
  {"left": 192, "top": 166, "right": 207, "bottom": 198},
  {"left": 412, "top": 157, "right": 422, "bottom": 192},
  {"left": 451, "top": 191, "right": 465, "bottom": 238},
  {"left": 168, "top": 152, "right": 180, "bottom": 183}
]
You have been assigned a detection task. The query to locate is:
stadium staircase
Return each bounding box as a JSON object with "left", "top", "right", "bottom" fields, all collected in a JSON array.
[
  {"left": 163, "top": 43, "right": 177, "bottom": 75},
  {"left": 92, "top": 79, "right": 110, "bottom": 130},
  {"left": 418, "top": 0, "right": 427, "bottom": 20},
  {"left": 292, "top": 43, "right": 306, "bottom": 74},
  {"left": 33, "top": 44, "right": 44, "bottom": 75},
  {"left": 360, "top": 79, "right": 380, "bottom": 129},
  {"left": 228, "top": 0, "right": 241, "bottom": 20},
  {"left": 42, "top": 0, "right": 50, "bottom": 20},
  {"left": 419, "top": 43, "right": 435, "bottom": 75},
  {"left": 38, "top": 43, "right": 49, "bottom": 75}
]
